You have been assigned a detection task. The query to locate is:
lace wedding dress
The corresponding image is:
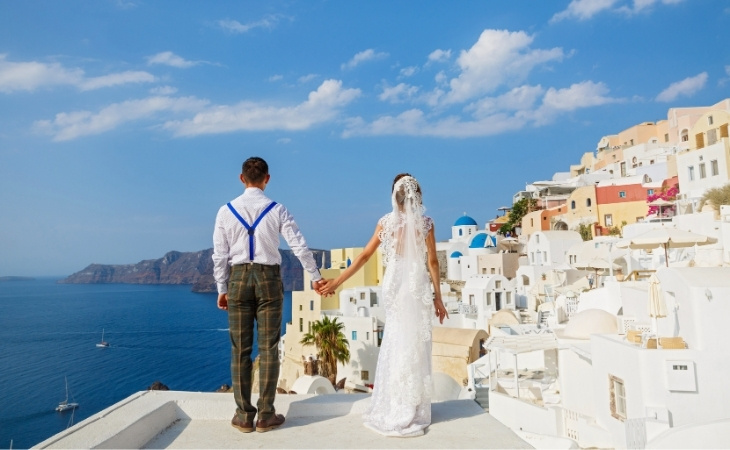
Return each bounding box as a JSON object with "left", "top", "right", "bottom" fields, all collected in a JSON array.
[{"left": 363, "top": 176, "right": 435, "bottom": 437}]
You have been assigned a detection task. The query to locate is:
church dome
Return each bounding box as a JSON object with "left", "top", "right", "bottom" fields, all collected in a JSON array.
[
  {"left": 562, "top": 309, "right": 618, "bottom": 340},
  {"left": 454, "top": 215, "right": 478, "bottom": 227},
  {"left": 450, "top": 251, "right": 463, "bottom": 258},
  {"left": 469, "top": 233, "right": 488, "bottom": 248}
]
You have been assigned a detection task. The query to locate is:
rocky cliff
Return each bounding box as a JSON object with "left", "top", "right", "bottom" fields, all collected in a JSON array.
[{"left": 60, "top": 249, "right": 330, "bottom": 293}]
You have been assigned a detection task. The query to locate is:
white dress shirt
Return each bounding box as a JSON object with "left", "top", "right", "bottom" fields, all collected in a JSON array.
[{"left": 213, "top": 187, "right": 322, "bottom": 294}]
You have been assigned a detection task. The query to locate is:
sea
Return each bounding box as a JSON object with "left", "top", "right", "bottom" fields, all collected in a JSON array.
[{"left": 0, "top": 278, "right": 293, "bottom": 449}]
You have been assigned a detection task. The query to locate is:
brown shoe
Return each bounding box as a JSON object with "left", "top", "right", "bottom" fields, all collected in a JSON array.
[
  {"left": 255, "top": 413, "right": 285, "bottom": 432},
  {"left": 231, "top": 414, "right": 255, "bottom": 433}
]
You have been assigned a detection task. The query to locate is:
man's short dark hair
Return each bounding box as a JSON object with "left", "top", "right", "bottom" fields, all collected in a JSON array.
[{"left": 242, "top": 157, "right": 269, "bottom": 184}]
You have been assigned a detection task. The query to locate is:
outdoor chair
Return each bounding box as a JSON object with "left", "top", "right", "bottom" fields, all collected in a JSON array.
[
  {"left": 659, "top": 337, "right": 687, "bottom": 349},
  {"left": 626, "top": 330, "right": 642, "bottom": 344}
]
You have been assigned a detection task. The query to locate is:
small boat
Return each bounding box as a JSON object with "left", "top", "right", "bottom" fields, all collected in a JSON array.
[
  {"left": 56, "top": 377, "right": 78, "bottom": 412},
  {"left": 96, "top": 328, "right": 110, "bottom": 348}
]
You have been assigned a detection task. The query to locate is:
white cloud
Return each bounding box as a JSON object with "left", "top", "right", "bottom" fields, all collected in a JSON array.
[
  {"left": 345, "top": 80, "right": 618, "bottom": 138},
  {"left": 298, "top": 73, "right": 318, "bottom": 84},
  {"left": 379, "top": 83, "right": 419, "bottom": 104},
  {"left": 218, "top": 15, "right": 285, "bottom": 34},
  {"left": 150, "top": 85, "right": 178, "bottom": 95},
  {"left": 530, "top": 81, "right": 618, "bottom": 124},
  {"left": 552, "top": 0, "right": 684, "bottom": 21},
  {"left": 399, "top": 66, "right": 418, "bottom": 78},
  {"left": 0, "top": 54, "right": 155, "bottom": 93},
  {"left": 551, "top": 0, "right": 619, "bottom": 22},
  {"left": 341, "top": 49, "right": 389, "bottom": 70},
  {"left": 656, "top": 72, "right": 707, "bottom": 102},
  {"left": 276, "top": 137, "right": 292, "bottom": 144},
  {"left": 427, "top": 49, "right": 451, "bottom": 63},
  {"left": 79, "top": 71, "right": 156, "bottom": 91},
  {"left": 268, "top": 74, "right": 283, "bottom": 82},
  {"left": 467, "top": 85, "right": 545, "bottom": 119},
  {"left": 164, "top": 79, "right": 361, "bottom": 137},
  {"left": 343, "top": 108, "right": 526, "bottom": 138},
  {"left": 35, "top": 95, "right": 209, "bottom": 141},
  {"left": 618, "top": 0, "right": 684, "bottom": 14},
  {"left": 147, "top": 51, "right": 199, "bottom": 68},
  {"left": 443, "top": 29, "right": 565, "bottom": 104}
]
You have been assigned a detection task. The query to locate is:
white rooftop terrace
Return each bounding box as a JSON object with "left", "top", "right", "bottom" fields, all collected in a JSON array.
[{"left": 34, "top": 391, "right": 538, "bottom": 449}]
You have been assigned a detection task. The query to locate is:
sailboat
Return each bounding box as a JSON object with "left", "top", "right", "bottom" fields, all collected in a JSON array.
[
  {"left": 96, "top": 328, "right": 110, "bottom": 348},
  {"left": 56, "top": 376, "right": 78, "bottom": 412}
]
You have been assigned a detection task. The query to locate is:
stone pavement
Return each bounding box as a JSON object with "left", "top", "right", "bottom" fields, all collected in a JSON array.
[{"left": 35, "top": 391, "right": 533, "bottom": 449}]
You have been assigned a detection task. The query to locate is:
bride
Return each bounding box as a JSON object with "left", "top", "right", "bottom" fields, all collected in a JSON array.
[{"left": 319, "top": 173, "right": 448, "bottom": 437}]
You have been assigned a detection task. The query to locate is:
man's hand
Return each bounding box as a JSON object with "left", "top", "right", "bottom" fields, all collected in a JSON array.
[
  {"left": 217, "top": 293, "right": 228, "bottom": 311},
  {"left": 312, "top": 279, "right": 326, "bottom": 295}
]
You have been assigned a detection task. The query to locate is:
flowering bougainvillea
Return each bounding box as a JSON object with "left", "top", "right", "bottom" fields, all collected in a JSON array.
[{"left": 647, "top": 183, "right": 679, "bottom": 216}]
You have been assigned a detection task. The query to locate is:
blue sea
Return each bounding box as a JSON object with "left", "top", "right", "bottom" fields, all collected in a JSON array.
[{"left": 0, "top": 278, "right": 293, "bottom": 449}]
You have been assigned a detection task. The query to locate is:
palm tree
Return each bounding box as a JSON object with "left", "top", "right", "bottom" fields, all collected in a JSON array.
[{"left": 300, "top": 316, "right": 350, "bottom": 384}]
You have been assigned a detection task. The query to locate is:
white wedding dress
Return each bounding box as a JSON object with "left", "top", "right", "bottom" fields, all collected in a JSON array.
[{"left": 363, "top": 176, "right": 435, "bottom": 437}]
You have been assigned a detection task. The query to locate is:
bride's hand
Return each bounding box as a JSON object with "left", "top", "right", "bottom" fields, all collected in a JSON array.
[
  {"left": 434, "top": 298, "right": 448, "bottom": 324},
  {"left": 319, "top": 279, "right": 339, "bottom": 297}
]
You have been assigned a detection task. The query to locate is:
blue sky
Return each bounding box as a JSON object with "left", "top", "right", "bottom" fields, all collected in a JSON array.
[{"left": 1, "top": 0, "right": 729, "bottom": 276}]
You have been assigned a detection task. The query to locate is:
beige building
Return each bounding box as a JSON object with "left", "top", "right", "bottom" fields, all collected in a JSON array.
[
  {"left": 477, "top": 252, "right": 520, "bottom": 279},
  {"left": 433, "top": 326, "right": 489, "bottom": 387}
]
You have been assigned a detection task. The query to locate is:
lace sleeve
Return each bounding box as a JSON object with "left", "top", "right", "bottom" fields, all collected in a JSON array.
[
  {"left": 423, "top": 216, "right": 433, "bottom": 234},
  {"left": 377, "top": 213, "right": 391, "bottom": 242}
]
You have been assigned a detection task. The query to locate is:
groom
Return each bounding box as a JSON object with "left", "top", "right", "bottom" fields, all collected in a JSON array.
[{"left": 213, "top": 156, "right": 325, "bottom": 433}]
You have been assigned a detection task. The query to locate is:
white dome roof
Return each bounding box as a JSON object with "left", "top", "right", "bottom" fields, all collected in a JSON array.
[{"left": 562, "top": 308, "right": 617, "bottom": 340}]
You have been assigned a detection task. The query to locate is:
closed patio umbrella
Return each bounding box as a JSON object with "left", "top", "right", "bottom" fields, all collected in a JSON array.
[{"left": 648, "top": 273, "right": 667, "bottom": 334}]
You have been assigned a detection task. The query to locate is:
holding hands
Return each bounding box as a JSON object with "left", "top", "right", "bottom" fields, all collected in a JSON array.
[{"left": 313, "top": 278, "right": 338, "bottom": 296}]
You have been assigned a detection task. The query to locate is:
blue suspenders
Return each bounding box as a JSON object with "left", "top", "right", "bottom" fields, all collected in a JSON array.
[{"left": 226, "top": 201, "right": 277, "bottom": 261}]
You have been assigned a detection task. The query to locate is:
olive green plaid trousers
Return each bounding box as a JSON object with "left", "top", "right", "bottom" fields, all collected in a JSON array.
[{"left": 227, "top": 263, "right": 283, "bottom": 422}]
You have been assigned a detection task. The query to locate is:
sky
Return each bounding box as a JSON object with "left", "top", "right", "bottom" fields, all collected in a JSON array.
[{"left": 1, "top": 0, "right": 729, "bottom": 277}]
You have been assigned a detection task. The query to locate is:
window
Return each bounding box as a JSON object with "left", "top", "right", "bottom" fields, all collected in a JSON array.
[
  {"left": 619, "top": 191, "right": 626, "bottom": 198},
  {"left": 699, "top": 163, "right": 706, "bottom": 179},
  {"left": 360, "top": 292, "right": 365, "bottom": 300},
  {"left": 496, "top": 280, "right": 502, "bottom": 289},
  {"left": 709, "top": 115, "right": 714, "bottom": 125},
  {"left": 711, "top": 160, "right": 719, "bottom": 176},
  {"left": 609, "top": 375, "right": 627, "bottom": 420},
  {"left": 586, "top": 198, "right": 592, "bottom": 207},
  {"left": 491, "top": 268, "right": 496, "bottom": 274},
  {"left": 696, "top": 133, "right": 705, "bottom": 149},
  {"left": 571, "top": 200, "right": 576, "bottom": 210},
  {"left": 506, "top": 292, "right": 512, "bottom": 304},
  {"left": 352, "top": 330, "right": 357, "bottom": 340},
  {"left": 647, "top": 189, "right": 654, "bottom": 195},
  {"left": 664, "top": 133, "right": 669, "bottom": 142},
  {"left": 681, "top": 130, "right": 689, "bottom": 142},
  {"left": 688, "top": 166, "right": 695, "bottom": 181},
  {"left": 361, "top": 370, "right": 369, "bottom": 381},
  {"left": 366, "top": 332, "right": 369, "bottom": 340},
  {"left": 310, "top": 300, "right": 314, "bottom": 311},
  {"left": 459, "top": 229, "right": 462, "bottom": 236},
  {"left": 299, "top": 318, "right": 303, "bottom": 332},
  {"left": 299, "top": 305, "right": 303, "bottom": 311},
  {"left": 486, "top": 293, "right": 492, "bottom": 306},
  {"left": 605, "top": 214, "right": 613, "bottom": 227},
  {"left": 707, "top": 129, "right": 718, "bottom": 146}
]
